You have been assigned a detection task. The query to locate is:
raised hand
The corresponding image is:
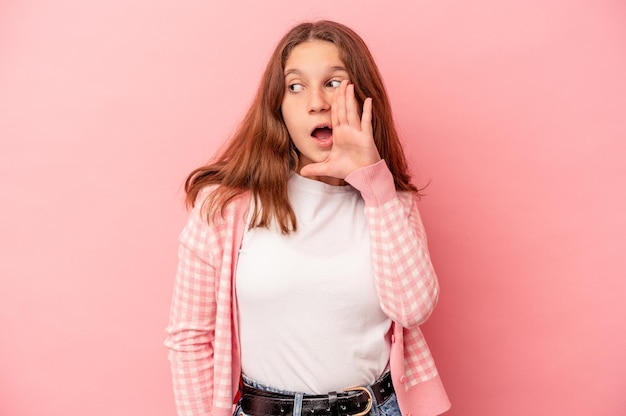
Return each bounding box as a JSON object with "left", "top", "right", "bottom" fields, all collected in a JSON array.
[{"left": 299, "top": 80, "right": 381, "bottom": 180}]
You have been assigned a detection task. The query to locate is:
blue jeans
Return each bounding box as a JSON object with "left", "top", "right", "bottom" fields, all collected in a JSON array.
[{"left": 234, "top": 373, "right": 402, "bottom": 416}]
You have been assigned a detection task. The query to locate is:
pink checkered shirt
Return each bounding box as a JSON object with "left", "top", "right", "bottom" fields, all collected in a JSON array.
[{"left": 165, "top": 161, "right": 450, "bottom": 416}]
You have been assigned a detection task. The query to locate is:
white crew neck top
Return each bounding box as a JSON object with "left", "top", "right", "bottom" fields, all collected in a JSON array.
[{"left": 235, "top": 173, "right": 391, "bottom": 394}]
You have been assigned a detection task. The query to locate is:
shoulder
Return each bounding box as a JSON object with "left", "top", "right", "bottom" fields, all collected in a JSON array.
[
  {"left": 180, "top": 186, "right": 250, "bottom": 255},
  {"left": 397, "top": 191, "right": 417, "bottom": 206},
  {"left": 192, "top": 185, "right": 250, "bottom": 223}
]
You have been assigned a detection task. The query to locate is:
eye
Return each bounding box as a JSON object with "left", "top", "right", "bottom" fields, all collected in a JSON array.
[
  {"left": 288, "top": 83, "right": 304, "bottom": 93},
  {"left": 327, "top": 79, "right": 342, "bottom": 88}
]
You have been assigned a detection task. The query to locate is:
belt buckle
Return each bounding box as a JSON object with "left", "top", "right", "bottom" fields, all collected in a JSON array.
[{"left": 342, "top": 386, "right": 372, "bottom": 416}]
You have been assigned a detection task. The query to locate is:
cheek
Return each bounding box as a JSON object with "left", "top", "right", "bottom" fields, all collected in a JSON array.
[
  {"left": 280, "top": 99, "right": 299, "bottom": 129},
  {"left": 280, "top": 109, "right": 297, "bottom": 140},
  {"left": 280, "top": 106, "right": 292, "bottom": 129}
]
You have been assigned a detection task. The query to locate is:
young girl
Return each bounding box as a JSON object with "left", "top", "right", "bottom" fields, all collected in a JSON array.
[{"left": 165, "top": 20, "right": 450, "bottom": 416}]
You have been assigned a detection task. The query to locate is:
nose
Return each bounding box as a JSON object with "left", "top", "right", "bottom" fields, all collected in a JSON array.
[{"left": 308, "top": 87, "right": 331, "bottom": 113}]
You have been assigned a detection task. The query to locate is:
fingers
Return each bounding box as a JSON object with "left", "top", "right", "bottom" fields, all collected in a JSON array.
[
  {"left": 361, "top": 97, "right": 373, "bottom": 135},
  {"left": 345, "top": 84, "right": 359, "bottom": 126},
  {"left": 333, "top": 80, "right": 371, "bottom": 132},
  {"left": 331, "top": 89, "right": 339, "bottom": 129},
  {"left": 334, "top": 80, "right": 348, "bottom": 126}
]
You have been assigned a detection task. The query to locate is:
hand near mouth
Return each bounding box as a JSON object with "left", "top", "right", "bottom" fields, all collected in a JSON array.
[{"left": 300, "top": 80, "right": 381, "bottom": 180}]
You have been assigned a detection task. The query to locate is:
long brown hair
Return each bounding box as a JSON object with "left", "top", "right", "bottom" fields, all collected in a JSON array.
[{"left": 185, "top": 20, "right": 418, "bottom": 233}]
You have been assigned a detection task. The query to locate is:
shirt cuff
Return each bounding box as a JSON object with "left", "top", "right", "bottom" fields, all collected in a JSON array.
[{"left": 345, "top": 160, "right": 397, "bottom": 206}]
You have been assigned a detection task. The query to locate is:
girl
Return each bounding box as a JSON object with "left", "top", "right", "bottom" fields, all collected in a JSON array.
[{"left": 165, "top": 20, "right": 450, "bottom": 416}]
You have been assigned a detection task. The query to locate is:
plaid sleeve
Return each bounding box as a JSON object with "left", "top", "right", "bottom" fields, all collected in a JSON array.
[
  {"left": 164, "top": 195, "right": 217, "bottom": 416},
  {"left": 346, "top": 161, "right": 440, "bottom": 328}
]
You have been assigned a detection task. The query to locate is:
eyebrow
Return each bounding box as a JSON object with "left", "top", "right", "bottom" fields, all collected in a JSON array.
[{"left": 284, "top": 65, "right": 348, "bottom": 77}]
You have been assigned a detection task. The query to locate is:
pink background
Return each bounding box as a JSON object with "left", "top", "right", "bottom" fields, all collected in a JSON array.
[{"left": 1, "top": 1, "right": 625, "bottom": 415}]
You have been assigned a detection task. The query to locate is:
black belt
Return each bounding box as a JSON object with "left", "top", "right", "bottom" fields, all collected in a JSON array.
[{"left": 240, "top": 372, "right": 394, "bottom": 416}]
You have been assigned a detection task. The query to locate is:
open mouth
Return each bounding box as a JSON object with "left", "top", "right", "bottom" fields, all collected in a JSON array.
[{"left": 311, "top": 126, "right": 332, "bottom": 140}]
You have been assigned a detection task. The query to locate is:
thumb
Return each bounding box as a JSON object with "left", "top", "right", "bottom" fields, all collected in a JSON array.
[{"left": 299, "top": 161, "right": 328, "bottom": 178}]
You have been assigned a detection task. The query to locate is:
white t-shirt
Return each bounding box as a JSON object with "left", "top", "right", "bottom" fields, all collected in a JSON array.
[{"left": 236, "top": 173, "right": 391, "bottom": 394}]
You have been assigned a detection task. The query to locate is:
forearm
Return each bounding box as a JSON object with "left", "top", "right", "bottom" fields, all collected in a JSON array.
[{"left": 346, "top": 161, "right": 440, "bottom": 327}]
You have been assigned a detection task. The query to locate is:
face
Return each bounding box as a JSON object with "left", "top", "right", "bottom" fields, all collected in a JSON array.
[{"left": 281, "top": 40, "right": 349, "bottom": 173}]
